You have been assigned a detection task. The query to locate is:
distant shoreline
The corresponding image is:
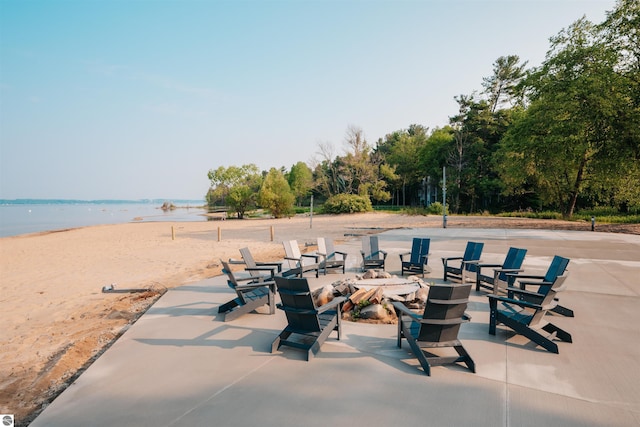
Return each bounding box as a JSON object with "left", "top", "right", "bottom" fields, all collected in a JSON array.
[{"left": 0, "top": 199, "right": 207, "bottom": 238}]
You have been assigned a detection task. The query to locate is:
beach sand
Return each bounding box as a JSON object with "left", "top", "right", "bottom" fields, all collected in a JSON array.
[{"left": 1, "top": 212, "right": 637, "bottom": 424}]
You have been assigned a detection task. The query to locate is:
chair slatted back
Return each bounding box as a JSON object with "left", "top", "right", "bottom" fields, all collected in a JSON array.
[
  {"left": 529, "top": 274, "right": 569, "bottom": 326},
  {"left": 464, "top": 241, "right": 485, "bottom": 273},
  {"left": 409, "top": 238, "right": 430, "bottom": 264},
  {"left": 497, "top": 247, "right": 528, "bottom": 282},
  {"left": 543, "top": 255, "right": 570, "bottom": 283},
  {"left": 239, "top": 247, "right": 261, "bottom": 278},
  {"left": 283, "top": 240, "right": 302, "bottom": 269},
  {"left": 274, "top": 277, "right": 321, "bottom": 332},
  {"left": 418, "top": 283, "right": 471, "bottom": 343},
  {"left": 317, "top": 237, "right": 335, "bottom": 260},
  {"left": 362, "top": 236, "right": 383, "bottom": 261}
]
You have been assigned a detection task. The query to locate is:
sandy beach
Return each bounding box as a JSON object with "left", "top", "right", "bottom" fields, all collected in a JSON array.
[{"left": 1, "top": 212, "right": 637, "bottom": 424}]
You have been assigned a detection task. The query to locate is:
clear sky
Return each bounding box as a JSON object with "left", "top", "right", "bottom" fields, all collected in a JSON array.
[{"left": 0, "top": 0, "right": 617, "bottom": 201}]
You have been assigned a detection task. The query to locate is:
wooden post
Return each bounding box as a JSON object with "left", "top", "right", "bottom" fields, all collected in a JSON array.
[
  {"left": 270, "top": 226, "right": 274, "bottom": 242},
  {"left": 218, "top": 226, "right": 221, "bottom": 242},
  {"left": 171, "top": 226, "right": 175, "bottom": 240}
]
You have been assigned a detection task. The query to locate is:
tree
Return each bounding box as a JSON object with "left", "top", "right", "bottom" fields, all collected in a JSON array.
[
  {"left": 497, "top": 16, "right": 635, "bottom": 217},
  {"left": 339, "top": 125, "right": 391, "bottom": 203},
  {"left": 258, "top": 168, "right": 295, "bottom": 218},
  {"left": 378, "top": 124, "right": 428, "bottom": 206},
  {"left": 482, "top": 55, "right": 528, "bottom": 113},
  {"left": 287, "top": 161, "right": 313, "bottom": 206},
  {"left": 207, "top": 164, "right": 261, "bottom": 218}
]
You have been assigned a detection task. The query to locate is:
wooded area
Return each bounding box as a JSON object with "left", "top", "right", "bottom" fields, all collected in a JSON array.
[{"left": 207, "top": 1, "right": 639, "bottom": 220}]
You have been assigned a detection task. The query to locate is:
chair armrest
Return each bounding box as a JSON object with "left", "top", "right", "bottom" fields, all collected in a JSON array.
[
  {"left": 235, "top": 280, "right": 276, "bottom": 292},
  {"left": 317, "top": 296, "right": 346, "bottom": 314},
  {"left": 487, "top": 294, "right": 542, "bottom": 310},
  {"left": 494, "top": 268, "right": 524, "bottom": 274},
  {"left": 509, "top": 274, "right": 545, "bottom": 280},
  {"left": 227, "top": 258, "right": 246, "bottom": 265},
  {"left": 519, "top": 280, "right": 553, "bottom": 288},
  {"left": 461, "top": 260, "right": 481, "bottom": 265},
  {"left": 442, "top": 256, "right": 463, "bottom": 263},
  {"left": 244, "top": 267, "right": 276, "bottom": 278},
  {"left": 399, "top": 252, "right": 411, "bottom": 261},
  {"left": 335, "top": 251, "right": 348, "bottom": 260},
  {"left": 478, "top": 263, "right": 503, "bottom": 268},
  {"left": 301, "top": 253, "right": 320, "bottom": 261},
  {"left": 255, "top": 261, "right": 283, "bottom": 272},
  {"left": 391, "top": 301, "right": 421, "bottom": 320},
  {"left": 505, "top": 286, "right": 543, "bottom": 298}
]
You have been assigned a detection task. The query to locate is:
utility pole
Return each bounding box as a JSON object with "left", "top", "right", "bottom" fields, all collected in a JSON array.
[
  {"left": 309, "top": 195, "right": 313, "bottom": 229},
  {"left": 442, "top": 166, "right": 447, "bottom": 228}
]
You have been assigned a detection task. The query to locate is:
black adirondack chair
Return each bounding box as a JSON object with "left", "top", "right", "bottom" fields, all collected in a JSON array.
[
  {"left": 317, "top": 237, "right": 348, "bottom": 274},
  {"left": 507, "top": 255, "right": 573, "bottom": 317},
  {"left": 399, "top": 237, "right": 432, "bottom": 277},
  {"left": 392, "top": 283, "right": 476, "bottom": 376},
  {"left": 488, "top": 274, "right": 572, "bottom": 354},
  {"left": 272, "top": 276, "right": 346, "bottom": 361},
  {"left": 475, "top": 247, "right": 528, "bottom": 294},
  {"left": 360, "top": 235, "right": 387, "bottom": 271},
  {"left": 218, "top": 260, "right": 276, "bottom": 322},
  {"left": 441, "top": 241, "right": 484, "bottom": 282}
]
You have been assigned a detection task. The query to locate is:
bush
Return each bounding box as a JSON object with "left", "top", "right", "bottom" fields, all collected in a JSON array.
[
  {"left": 322, "top": 194, "right": 373, "bottom": 214},
  {"left": 426, "top": 202, "right": 444, "bottom": 215}
]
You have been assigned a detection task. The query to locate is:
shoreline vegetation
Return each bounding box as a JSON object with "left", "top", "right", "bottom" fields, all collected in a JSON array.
[{"left": 0, "top": 213, "right": 638, "bottom": 426}]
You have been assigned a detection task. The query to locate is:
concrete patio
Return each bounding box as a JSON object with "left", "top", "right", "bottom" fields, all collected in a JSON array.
[{"left": 30, "top": 227, "right": 640, "bottom": 426}]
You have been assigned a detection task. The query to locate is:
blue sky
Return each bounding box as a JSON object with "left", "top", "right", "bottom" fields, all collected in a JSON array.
[{"left": 0, "top": 0, "right": 616, "bottom": 200}]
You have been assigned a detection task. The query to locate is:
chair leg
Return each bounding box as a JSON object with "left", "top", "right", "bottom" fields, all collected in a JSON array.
[
  {"left": 542, "top": 323, "right": 573, "bottom": 343},
  {"left": 551, "top": 304, "right": 574, "bottom": 317},
  {"left": 488, "top": 298, "right": 498, "bottom": 335},
  {"left": 454, "top": 345, "right": 476, "bottom": 373}
]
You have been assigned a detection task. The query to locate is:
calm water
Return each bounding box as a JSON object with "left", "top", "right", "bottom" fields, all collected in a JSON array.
[{"left": 0, "top": 200, "right": 208, "bottom": 237}]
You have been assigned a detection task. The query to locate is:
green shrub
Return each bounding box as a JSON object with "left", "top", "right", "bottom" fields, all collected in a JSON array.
[
  {"left": 322, "top": 194, "right": 373, "bottom": 214},
  {"left": 426, "top": 202, "right": 444, "bottom": 215}
]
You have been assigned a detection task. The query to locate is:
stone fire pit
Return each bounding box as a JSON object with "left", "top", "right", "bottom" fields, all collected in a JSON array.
[{"left": 312, "top": 269, "right": 431, "bottom": 323}]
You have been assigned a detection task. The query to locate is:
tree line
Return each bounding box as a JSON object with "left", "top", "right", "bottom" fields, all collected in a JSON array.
[{"left": 207, "top": 0, "right": 639, "bottom": 220}]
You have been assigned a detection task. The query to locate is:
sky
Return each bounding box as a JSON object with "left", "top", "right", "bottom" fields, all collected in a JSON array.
[{"left": 0, "top": 0, "right": 617, "bottom": 201}]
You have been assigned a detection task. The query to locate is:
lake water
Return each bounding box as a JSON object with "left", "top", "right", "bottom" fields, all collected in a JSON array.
[{"left": 0, "top": 200, "right": 208, "bottom": 237}]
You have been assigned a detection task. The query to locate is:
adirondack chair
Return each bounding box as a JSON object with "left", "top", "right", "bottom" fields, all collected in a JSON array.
[
  {"left": 272, "top": 276, "right": 346, "bottom": 361},
  {"left": 399, "top": 237, "right": 432, "bottom": 277},
  {"left": 392, "top": 283, "right": 475, "bottom": 376},
  {"left": 441, "top": 241, "right": 484, "bottom": 282},
  {"left": 282, "top": 240, "right": 320, "bottom": 278},
  {"left": 507, "top": 255, "right": 573, "bottom": 317},
  {"left": 317, "top": 237, "right": 348, "bottom": 274},
  {"left": 488, "top": 274, "right": 572, "bottom": 354},
  {"left": 239, "top": 247, "right": 286, "bottom": 279},
  {"left": 218, "top": 260, "right": 276, "bottom": 322},
  {"left": 475, "top": 247, "right": 528, "bottom": 294},
  {"left": 360, "top": 235, "right": 387, "bottom": 271}
]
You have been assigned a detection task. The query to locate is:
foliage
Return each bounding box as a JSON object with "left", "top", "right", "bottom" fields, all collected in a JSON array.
[
  {"left": 203, "top": 2, "right": 639, "bottom": 223},
  {"left": 258, "top": 168, "right": 295, "bottom": 218},
  {"left": 377, "top": 124, "right": 427, "bottom": 206},
  {"left": 287, "top": 161, "right": 314, "bottom": 206},
  {"left": 207, "top": 164, "right": 261, "bottom": 218},
  {"left": 322, "top": 194, "right": 373, "bottom": 214},
  {"left": 496, "top": 11, "right": 639, "bottom": 218},
  {"left": 426, "top": 202, "right": 444, "bottom": 215}
]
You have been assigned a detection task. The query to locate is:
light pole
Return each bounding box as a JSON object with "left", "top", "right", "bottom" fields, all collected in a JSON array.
[{"left": 442, "top": 166, "right": 447, "bottom": 228}]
